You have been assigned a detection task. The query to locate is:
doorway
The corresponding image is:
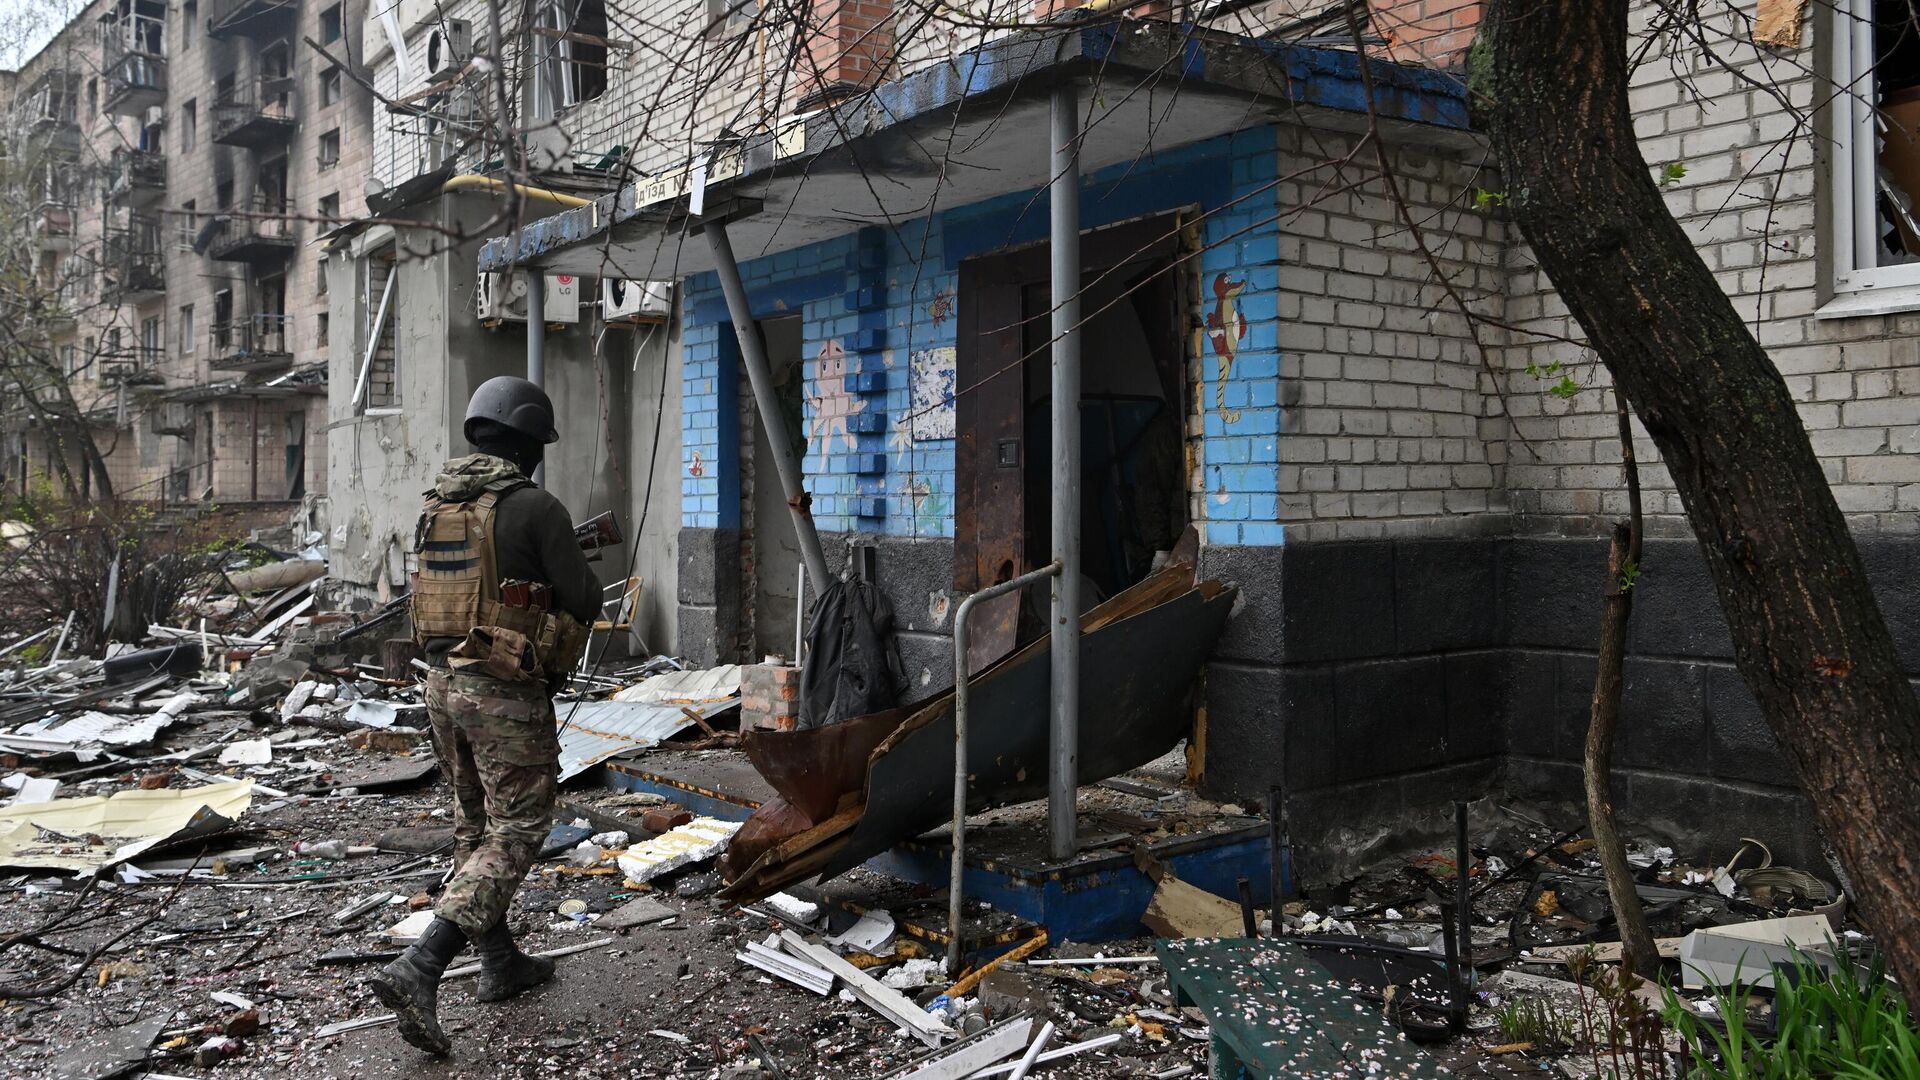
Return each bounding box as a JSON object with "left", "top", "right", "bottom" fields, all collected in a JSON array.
[
  {"left": 748, "top": 315, "right": 808, "bottom": 661},
  {"left": 955, "top": 215, "right": 1190, "bottom": 648}
]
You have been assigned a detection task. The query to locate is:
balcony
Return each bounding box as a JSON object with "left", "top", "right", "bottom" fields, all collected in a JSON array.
[
  {"left": 32, "top": 202, "right": 75, "bottom": 253},
  {"left": 210, "top": 314, "right": 293, "bottom": 372},
  {"left": 211, "top": 79, "right": 296, "bottom": 148},
  {"left": 106, "top": 149, "right": 166, "bottom": 208},
  {"left": 100, "top": 3, "right": 167, "bottom": 113},
  {"left": 104, "top": 230, "right": 166, "bottom": 303},
  {"left": 103, "top": 51, "right": 166, "bottom": 116},
  {"left": 206, "top": 0, "right": 295, "bottom": 42},
  {"left": 21, "top": 76, "right": 81, "bottom": 152},
  {"left": 207, "top": 198, "right": 297, "bottom": 263},
  {"left": 101, "top": 345, "right": 165, "bottom": 386}
]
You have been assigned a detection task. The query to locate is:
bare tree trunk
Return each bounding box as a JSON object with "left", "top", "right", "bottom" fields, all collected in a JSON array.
[
  {"left": 1482, "top": 0, "right": 1920, "bottom": 992},
  {"left": 1588, "top": 396, "right": 1659, "bottom": 977}
]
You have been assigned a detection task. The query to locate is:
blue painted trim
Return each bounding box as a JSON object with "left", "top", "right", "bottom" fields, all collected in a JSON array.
[
  {"left": 942, "top": 136, "right": 1238, "bottom": 267},
  {"left": 595, "top": 763, "right": 757, "bottom": 823},
  {"left": 711, "top": 324, "right": 744, "bottom": 529}
]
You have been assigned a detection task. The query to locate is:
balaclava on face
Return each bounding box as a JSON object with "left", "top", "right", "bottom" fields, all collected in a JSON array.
[{"left": 471, "top": 427, "right": 544, "bottom": 476}]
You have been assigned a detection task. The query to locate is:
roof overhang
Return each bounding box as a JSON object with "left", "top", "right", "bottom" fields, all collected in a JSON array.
[{"left": 479, "top": 18, "right": 1471, "bottom": 280}]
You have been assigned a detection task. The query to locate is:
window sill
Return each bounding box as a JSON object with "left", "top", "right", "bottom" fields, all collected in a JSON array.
[{"left": 1815, "top": 287, "right": 1920, "bottom": 321}]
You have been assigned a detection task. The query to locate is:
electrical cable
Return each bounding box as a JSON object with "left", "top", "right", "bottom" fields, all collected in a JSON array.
[{"left": 557, "top": 315, "right": 671, "bottom": 734}]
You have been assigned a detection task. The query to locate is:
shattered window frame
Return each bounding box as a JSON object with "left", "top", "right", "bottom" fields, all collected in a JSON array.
[{"left": 1830, "top": 0, "right": 1920, "bottom": 298}]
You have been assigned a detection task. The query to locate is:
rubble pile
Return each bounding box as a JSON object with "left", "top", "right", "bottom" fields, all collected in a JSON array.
[{"left": 0, "top": 531, "right": 1907, "bottom": 1078}]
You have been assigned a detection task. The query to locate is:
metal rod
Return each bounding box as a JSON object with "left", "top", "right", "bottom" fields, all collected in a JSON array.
[
  {"left": 1455, "top": 800, "right": 1473, "bottom": 973},
  {"left": 948, "top": 561, "right": 1062, "bottom": 976},
  {"left": 1236, "top": 876, "right": 1257, "bottom": 938},
  {"left": 794, "top": 561, "right": 806, "bottom": 664},
  {"left": 1441, "top": 902, "right": 1466, "bottom": 1033},
  {"left": 1269, "top": 783, "right": 1286, "bottom": 907},
  {"left": 350, "top": 269, "right": 395, "bottom": 410},
  {"left": 1006, "top": 1020, "right": 1056, "bottom": 1080},
  {"left": 705, "top": 222, "right": 832, "bottom": 591},
  {"left": 526, "top": 270, "right": 546, "bottom": 486},
  {"left": 1047, "top": 80, "right": 1083, "bottom": 864}
]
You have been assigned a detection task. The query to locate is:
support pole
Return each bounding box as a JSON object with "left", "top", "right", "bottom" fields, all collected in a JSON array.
[
  {"left": 706, "top": 222, "right": 832, "bottom": 591},
  {"left": 949, "top": 560, "right": 1061, "bottom": 975},
  {"left": 1048, "top": 81, "right": 1083, "bottom": 863},
  {"left": 526, "top": 270, "right": 546, "bottom": 486}
]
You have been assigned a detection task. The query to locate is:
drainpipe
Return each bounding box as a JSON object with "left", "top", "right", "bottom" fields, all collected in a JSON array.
[
  {"left": 949, "top": 560, "right": 1061, "bottom": 975},
  {"left": 527, "top": 268, "right": 546, "bottom": 486},
  {"left": 1048, "top": 81, "right": 1083, "bottom": 863},
  {"left": 705, "top": 222, "right": 832, "bottom": 592}
]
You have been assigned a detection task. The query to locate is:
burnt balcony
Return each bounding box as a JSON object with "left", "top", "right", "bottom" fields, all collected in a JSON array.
[
  {"left": 106, "top": 149, "right": 166, "bottom": 208},
  {"left": 206, "top": 0, "right": 295, "bottom": 41},
  {"left": 104, "top": 232, "right": 166, "bottom": 303},
  {"left": 102, "top": 50, "right": 166, "bottom": 116},
  {"left": 207, "top": 198, "right": 297, "bottom": 263},
  {"left": 210, "top": 314, "right": 292, "bottom": 372},
  {"left": 100, "top": 345, "right": 165, "bottom": 386},
  {"left": 32, "top": 202, "right": 75, "bottom": 253},
  {"left": 211, "top": 80, "right": 296, "bottom": 148}
]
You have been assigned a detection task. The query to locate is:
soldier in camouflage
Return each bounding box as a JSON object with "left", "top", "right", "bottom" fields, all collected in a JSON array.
[{"left": 369, "top": 377, "right": 601, "bottom": 1056}]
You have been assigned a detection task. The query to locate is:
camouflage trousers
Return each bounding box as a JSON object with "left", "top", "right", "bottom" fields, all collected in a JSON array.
[{"left": 423, "top": 669, "right": 558, "bottom": 937}]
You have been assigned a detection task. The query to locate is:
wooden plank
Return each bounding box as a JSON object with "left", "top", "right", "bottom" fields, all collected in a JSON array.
[
  {"left": 1141, "top": 875, "right": 1242, "bottom": 939},
  {"left": 779, "top": 930, "right": 957, "bottom": 1048},
  {"left": 1157, "top": 938, "right": 1449, "bottom": 1079}
]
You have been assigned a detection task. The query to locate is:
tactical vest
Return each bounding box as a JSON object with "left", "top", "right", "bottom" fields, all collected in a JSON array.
[{"left": 412, "top": 477, "right": 591, "bottom": 683}]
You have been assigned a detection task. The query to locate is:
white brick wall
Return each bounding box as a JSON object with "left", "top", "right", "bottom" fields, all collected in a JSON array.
[
  {"left": 1497, "top": 1, "right": 1920, "bottom": 539},
  {"left": 1272, "top": 125, "right": 1512, "bottom": 540}
]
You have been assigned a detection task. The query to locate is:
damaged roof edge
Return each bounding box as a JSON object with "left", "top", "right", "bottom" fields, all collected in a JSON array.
[{"left": 477, "top": 18, "right": 1469, "bottom": 274}]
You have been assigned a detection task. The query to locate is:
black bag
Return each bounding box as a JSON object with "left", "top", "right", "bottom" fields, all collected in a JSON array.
[{"left": 797, "top": 576, "right": 908, "bottom": 730}]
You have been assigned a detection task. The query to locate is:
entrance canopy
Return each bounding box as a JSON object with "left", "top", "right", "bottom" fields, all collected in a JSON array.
[{"left": 478, "top": 18, "right": 1470, "bottom": 281}]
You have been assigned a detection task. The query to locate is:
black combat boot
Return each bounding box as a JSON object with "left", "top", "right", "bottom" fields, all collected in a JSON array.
[
  {"left": 368, "top": 916, "right": 467, "bottom": 1055},
  {"left": 470, "top": 917, "right": 554, "bottom": 1002}
]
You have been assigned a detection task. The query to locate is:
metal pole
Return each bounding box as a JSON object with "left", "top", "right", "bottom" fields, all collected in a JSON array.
[
  {"left": 948, "top": 561, "right": 1061, "bottom": 975},
  {"left": 705, "top": 222, "right": 832, "bottom": 591},
  {"left": 1047, "top": 81, "right": 1083, "bottom": 863},
  {"left": 1455, "top": 800, "right": 1473, "bottom": 973},
  {"left": 526, "top": 271, "right": 546, "bottom": 486}
]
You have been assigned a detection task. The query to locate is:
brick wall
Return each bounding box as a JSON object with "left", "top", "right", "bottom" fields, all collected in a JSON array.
[
  {"left": 1498, "top": 2, "right": 1917, "bottom": 539},
  {"left": 1371, "top": 0, "right": 1482, "bottom": 69},
  {"left": 676, "top": 130, "right": 1291, "bottom": 546},
  {"left": 1271, "top": 125, "right": 1510, "bottom": 540}
]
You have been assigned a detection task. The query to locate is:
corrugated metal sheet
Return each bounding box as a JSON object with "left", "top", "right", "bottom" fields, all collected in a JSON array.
[{"left": 555, "top": 698, "right": 738, "bottom": 781}]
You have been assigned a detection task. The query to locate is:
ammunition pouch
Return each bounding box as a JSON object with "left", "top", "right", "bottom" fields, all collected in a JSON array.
[{"left": 446, "top": 603, "right": 590, "bottom": 685}]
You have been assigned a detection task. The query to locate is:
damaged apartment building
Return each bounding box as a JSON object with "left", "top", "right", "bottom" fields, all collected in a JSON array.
[
  {"left": 0, "top": 0, "right": 374, "bottom": 507},
  {"left": 331, "top": 0, "right": 1920, "bottom": 882}
]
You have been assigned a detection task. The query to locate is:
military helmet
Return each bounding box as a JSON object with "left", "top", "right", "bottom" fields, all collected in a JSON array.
[{"left": 464, "top": 376, "right": 559, "bottom": 444}]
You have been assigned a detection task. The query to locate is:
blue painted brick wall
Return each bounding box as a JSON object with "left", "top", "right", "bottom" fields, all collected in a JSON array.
[{"left": 680, "top": 125, "right": 1287, "bottom": 548}]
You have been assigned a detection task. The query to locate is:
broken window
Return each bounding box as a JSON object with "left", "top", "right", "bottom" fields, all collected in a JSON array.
[
  {"left": 1832, "top": 0, "right": 1920, "bottom": 294},
  {"left": 318, "top": 128, "right": 341, "bottom": 169},
  {"left": 320, "top": 2, "right": 341, "bottom": 44},
  {"left": 354, "top": 250, "right": 399, "bottom": 411},
  {"left": 180, "top": 303, "right": 194, "bottom": 354},
  {"left": 533, "top": 0, "right": 608, "bottom": 116},
  {"left": 180, "top": 99, "right": 196, "bottom": 151},
  {"left": 320, "top": 65, "right": 342, "bottom": 106}
]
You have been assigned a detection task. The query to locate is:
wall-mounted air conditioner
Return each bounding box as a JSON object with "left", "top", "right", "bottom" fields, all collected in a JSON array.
[
  {"left": 426, "top": 19, "right": 472, "bottom": 75},
  {"left": 476, "top": 272, "right": 581, "bottom": 325},
  {"left": 601, "top": 278, "right": 672, "bottom": 324},
  {"left": 148, "top": 400, "right": 192, "bottom": 436}
]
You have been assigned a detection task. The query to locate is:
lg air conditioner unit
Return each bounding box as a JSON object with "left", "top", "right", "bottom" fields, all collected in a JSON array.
[
  {"left": 476, "top": 272, "right": 580, "bottom": 325},
  {"left": 601, "top": 278, "right": 672, "bottom": 324}
]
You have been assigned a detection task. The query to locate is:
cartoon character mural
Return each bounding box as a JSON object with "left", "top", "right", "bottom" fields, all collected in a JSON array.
[
  {"left": 1205, "top": 273, "right": 1246, "bottom": 424},
  {"left": 806, "top": 339, "right": 867, "bottom": 469}
]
